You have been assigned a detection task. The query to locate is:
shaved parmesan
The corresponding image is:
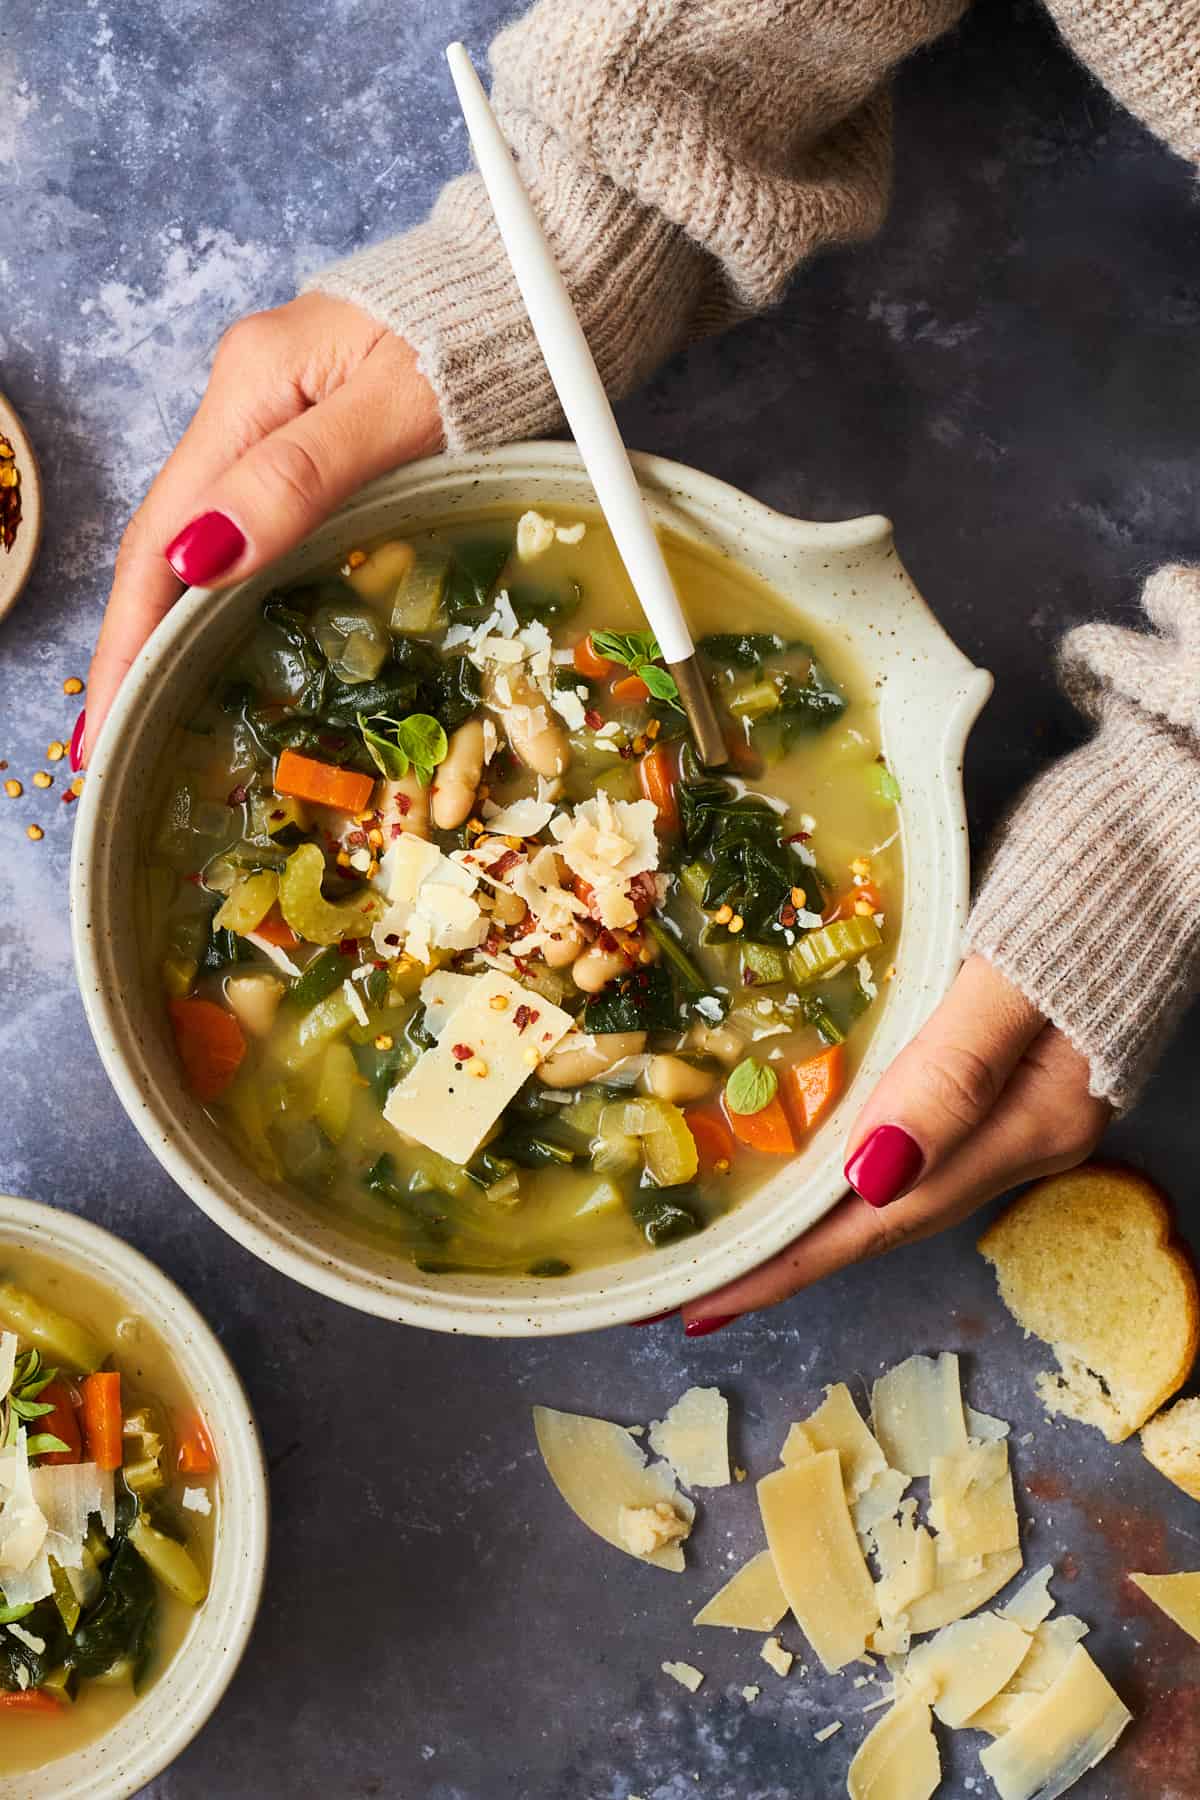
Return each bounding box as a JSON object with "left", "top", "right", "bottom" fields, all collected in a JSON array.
[
  {"left": 342, "top": 978, "right": 368, "bottom": 1028},
  {"left": 814, "top": 1721, "right": 843, "bottom": 1743},
  {"left": 693, "top": 1549, "right": 787, "bottom": 1632},
  {"left": 1129, "top": 1570, "right": 1200, "bottom": 1643},
  {"left": 649, "top": 1387, "right": 730, "bottom": 1489},
  {"left": 482, "top": 795, "right": 557, "bottom": 837},
  {"left": 757, "top": 1452, "right": 879, "bottom": 1672},
  {"left": 782, "top": 1383, "right": 887, "bottom": 1502},
  {"left": 181, "top": 1486, "right": 212, "bottom": 1516},
  {"left": 966, "top": 1405, "right": 1010, "bottom": 1442},
  {"left": 853, "top": 1467, "right": 909, "bottom": 1539},
  {"left": 549, "top": 686, "right": 588, "bottom": 731},
  {"left": 532, "top": 1405, "right": 694, "bottom": 1572},
  {"left": 904, "top": 1547, "right": 1024, "bottom": 1635},
  {"left": 965, "top": 1612, "right": 1092, "bottom": 1735},
  {"left": 978, "top": 1645, "right": 1131, "bottom": 1800},
  {"left": 516, "top": 510, "right": 556, "bottom": 561},
  {"left": 872, "top": 1354, "right": 969, "bottom": 1477},
  {"left": 618, "top": 1502, "right": 690, "bottom": 1558},
  {"left": 761, "top": 1635, "right": 794, "bottom": 1676},
  {"left": 556, "top": 521, "right": 586, "bottom": 545},
  {"left": 969, "top": 1691, "right": 1038, "bottom": 1738},
  {"left": 903, "top": 1611, "right": 1031, "bottom": 1727},
  {"left": 742, "top": 1684, "right": 760, "bottom": 1703},
  {"left": 0, "top": 1334, "right": 16, "bottom": 1403},
  {"left": 244, "top": 933, "right": 303, "bottom": 978},
  {"left": 999, "top": 1563, "right": 1056, "bottom": 1631},
  {"left": 662, "top": 1659, "right": 704, "bottom": 1693},
  {"left": 873, "top": 1501, "right": 936, "bottom": 1622},
  {"left": 386, "top": 973, "right": 573, "bottom": 1164},
  {"left": 847, "top": 1695, "right": 940, "bottom": 1800},
  {"left": 6, "top": 1620, "right": 45, "bottom": 1654},
  {"left": 928, "top": 1439, "right": 1019, "bottom": 1560},
  {"left": 549, "top": 794, "right": 659, "bottom": 931},
  {"left": 0, "top": 1435, "right": 47, "bottom": 1581},
  {"left": 870, "top": 1619, "right": 912, "bottom": 1657},
  {"left": 32, "top": 1462, "right": 115, "bottom": 1568},
  {"left": 418, "top": 970, "right": 478, "bottom": 1037}
]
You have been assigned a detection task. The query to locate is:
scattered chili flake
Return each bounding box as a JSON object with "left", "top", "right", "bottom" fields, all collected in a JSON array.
[
  {"left": 395, "top": 792, "right": 412, "bottom": 816},
  {"left": 32, "top": 771, "right": 52, "bottom": 790},
  {"left": 0, "top": 434, "right": 21, "bottom": 553},
  {"left": 346, "top": 829, "right": 367, "bottom": 848},
  {"left": 584, "top": 708, "right": 603, "bottom": 730},
  {"left": 337, "top": 940, "right": 358, "bottom": 957},
  {"left": 491, "top": 848, "right": 520, "bottom": 880},
  {"left": 383, "top": 933, "right": 401, "bottom": 947},
  {"left": 346, "top": 549, "right": 367, "bottom": 569},
  {"left": 374, "top": 1034, "right": 394, "bottom": 1051},
  {"left": 3, "top": 779, "right": 21, "bottom": 799},
  {"left": 63, "top": 677, "right": 84, "bottom": 697},
  {"left": 618, "top": 742, "right": 635, "bottom": 760},
  {"left": 61, "top": 789, "right": 77, "bottom": 805},
  {"left": 46, "top": 742, "right": 65, "bottom": 762},
  {"left": 69, "top": 776, "right": 85, "bottom": 796},
  {"left": 26, "top": 823, "right": 43, "bottom": 841},
  {"left": 513, "top": 1005, "right": 540, "bottom": 1034},
  {"left": 451, "top": 1043, "right": 474, "bottom": 1063},
  {"left": 743, "top": 968, "right": 759, "bottom": 985},
  {"left": 780, "top": 904, "right": 797, "bottom": 928},
  {"left": 227, "top": 784, "right": 248, "bottom": 807},
  {"left": 786, "top": 830, "right": 811, "bottom": 845}
]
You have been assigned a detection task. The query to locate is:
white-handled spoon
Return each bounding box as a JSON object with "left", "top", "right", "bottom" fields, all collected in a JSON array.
[{"left": 445, "top": 41, "right": 728, "bottom": 768}]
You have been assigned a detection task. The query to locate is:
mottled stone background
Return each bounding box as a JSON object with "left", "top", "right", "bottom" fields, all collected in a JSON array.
[{"left": 1, "top": 0, "right": 1198, "bottom": 1795}]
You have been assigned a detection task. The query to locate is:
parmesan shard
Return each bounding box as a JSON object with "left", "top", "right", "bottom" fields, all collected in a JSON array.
[
  {"left": 761, "top": 1635, "right": 794, "bottom": 1676},
  {"left": 385, "top": 972, "right": 573, "bottom": 1164},
  {"left": 853, "top": 1467, "right": 909, "bottom": 1540},
  {"left": 1003, "top": 1615, "right": 1088, "bottom": 1697},
  {"left": 869, "top": 1619, "right": 911, "bottom": 1658},
  {"left": 966, "top": 1405, "right": 1010, "bottom": 1442},
  {"left": 904, "top": 1546, "right": 1024, "bottom": 1635},
  {"left": 871, "top": 1354, "right": 969, "bottom": 1478},
  {"left": 693, "top": 1549, "right": 788, "bottom": 1632},
  {"left": 618, "top": 1502, "right": 690, "bottom": 1558},
  {"left": 969, "top": 1692, "right": 1038, "bottom": 1738},
  {"left": 814, "top": 1722, "right": 843, "bottom": 1743},
  {"left": 846, "top": 1695, "right": 940, "bottom": 1800},
  {"left": 998, "top": 1563, "right": 1056, "bottom": 1631},
  {"left": 662, "top": 1660, "right": 705, "bottom": 1693},
  {"left": 872, "top": 1501, "right": 936, "bottom": 1623},
  {"left": 978, "top": 1645, "right": 1131, "bottom": 1800},
  {"left": 902, "top": 1611, "right": 1032, "bottom": 1727},
  {"left": 532, "top": 1405, "right": 694, "bottom": 1572},
  {"left": 757, "top": 1452, "right": 880, "bottom": 1672},
  {"left": 0, "top": 1334, "right": 16, "bottom": 1404},
  {"left": 648, "top": 1386, "right": 730, "bottom": 1489},
  {"left": 782, "top": 1383, "right": 887, "bottom": 1501},
  {"left": 1129, "top": 1570, "right": 1200, "bottom": 1643},
  {"left": 928, "top": 1439, "right": 1020, "bottom": 1561}
]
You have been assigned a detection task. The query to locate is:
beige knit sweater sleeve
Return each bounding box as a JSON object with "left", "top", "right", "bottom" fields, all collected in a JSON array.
[{"left": 307, "top": 0, "right": 1200, "bottom": 1110}]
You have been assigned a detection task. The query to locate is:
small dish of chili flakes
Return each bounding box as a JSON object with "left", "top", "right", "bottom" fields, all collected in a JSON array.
[{"left": 0, "top": 388, "right": 43, "bottom": 622}]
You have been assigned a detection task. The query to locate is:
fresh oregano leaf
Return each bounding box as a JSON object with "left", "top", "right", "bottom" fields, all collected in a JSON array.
[
  {"left": 725, "top": 1056, "right": 778, "bottom": 1116},
  {"left": 357, "top": 712, "right": 449, "bottom": 786},
  {"left": 639, "top": 664, "right": 683, "bottom": 710},
  {"left": 25, "top": 1433, "right": 71, "bottom": 1460}
]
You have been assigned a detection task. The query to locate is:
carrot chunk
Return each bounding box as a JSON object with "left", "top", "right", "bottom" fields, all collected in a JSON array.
[
  {"left": 725, "top": 1093, "right": 796, "bottom": 1155},
  {"left": 80, "top": 1371, "right": 122, "bottom": 1472},
  {"left": 252, "top": 906, "right": 300, "bottom": 948},
  {"left": 177, "top": 1412, "right": 216, "bottom": 1475},
  {"left": 273, "top": 749, "right": 375, "bottom": 814},
  {"left": 638, "top": 742, "right": 681, "bottom": 836},
  {"left": 573, "top": 634, "right": 615, "bottom": 679},
  {"left": 784, "top": 1045, "right": 845, "bottom": 1133},
  {"left": 37, "top": 1379, "right": 82, "bottom": 1467},
  {"left": 685, "top": 1104, "right": 735, "bottom": 1173},
  {"left": 0, "top": 1691, "right": 65, "bottom": 1713},
  {"left": 169, "top": 998, "right": 246, "bottom": 1102},
  {"left": 611, "top": 674, "right": 651, "bottom": 704}
]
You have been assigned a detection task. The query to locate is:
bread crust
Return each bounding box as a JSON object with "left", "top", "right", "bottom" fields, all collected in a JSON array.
[{"left": 978, "top": 1162, "right": 1200, "bottom": 1441}]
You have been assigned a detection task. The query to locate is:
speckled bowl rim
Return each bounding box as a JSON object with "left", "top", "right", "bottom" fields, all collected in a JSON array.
[
  {"left": 70, "top": 443, "right": 991, "bottom": 1335},
  {"left": 0, "top": 1195, "right": 269, "bottom": 1800}
]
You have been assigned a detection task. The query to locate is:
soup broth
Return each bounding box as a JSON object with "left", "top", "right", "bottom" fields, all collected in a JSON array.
[
  {"left": 0, "top": 1252, "right": 217, "bottom": 1775},
  {"left": 144, "top": 508, "right": 901, "bottom": 1277}
]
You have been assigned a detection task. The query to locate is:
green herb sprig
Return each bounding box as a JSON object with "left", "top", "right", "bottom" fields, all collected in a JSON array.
[
  {"left": 725, "top": 1057, "right": 778, "bottom": 1116},
  {"left": 590, "top": 630, "right": 682, "bottom": 712},
  {"left": 357, "top": 711, "right": 448, "bottom": 785},
  {"left": 2, "top": 1349, "right": 70, "bottom": 1459}
]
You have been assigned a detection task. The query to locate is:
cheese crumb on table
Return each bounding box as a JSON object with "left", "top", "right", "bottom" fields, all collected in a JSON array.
[
  {"left": 814, "top": 1721, "right": 843, "bottom": 1743},
  {"left": 618, "top": 1501, "right": 690, "bottom": 1558},
  {"left": 741, "top": 1684, "right": 760, "bottom": 1703},
  {"left": 662, "top": 1660, "right": 705, "bottom": 1693},
  {"left": 760, "top": 1635, "right": 793, "bottom": 1677}
]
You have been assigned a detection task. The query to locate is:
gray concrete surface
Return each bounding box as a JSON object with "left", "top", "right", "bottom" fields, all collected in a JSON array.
[{"left": 1, "top": 1, "right": 1198, "bottom": 1795}]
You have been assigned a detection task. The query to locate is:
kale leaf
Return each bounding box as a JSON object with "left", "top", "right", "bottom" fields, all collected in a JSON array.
[{"left": 582, "top": 962, "right": 678, "bottom": 1034}]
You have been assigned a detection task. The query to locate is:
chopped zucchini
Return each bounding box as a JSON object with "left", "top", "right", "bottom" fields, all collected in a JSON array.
[
  {"left": 127, "top": 1517, "right": 208, "bottom": 1607},
  {"left": 314, "top": 1041, "right": 359, "bottom": 1143},
  {"left": 213, "top": 869, "right": 279, "bottom": 935},
  {"left": 391, "top": 545, "right": 450, "bottom": 632},
  {"left": 268, "top": 985, "right": 359, "bottom": 1071},
  {"left": 0, "top": 1283, "right": 104, "bottom": 1374},
  {"left": 739, "top": 941, "right": 789, "bottom": 985},
  {"left": 788, "top": 914, "right": 882, "bottom": 984}
]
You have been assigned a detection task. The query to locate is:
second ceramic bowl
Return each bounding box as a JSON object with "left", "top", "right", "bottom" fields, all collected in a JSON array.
[{"left": 70, "top": 444, "right": 991, "bottom": 1334}]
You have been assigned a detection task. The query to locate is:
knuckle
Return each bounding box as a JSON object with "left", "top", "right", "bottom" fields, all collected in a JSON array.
[
  {"left": 923, "top": 1043, "right": 1001, "bottom": 1130},
  {"left": 251, "top": 434, "right": 328, "bottom": 515},
  {"left": 854, "top": 1206, "right": 916, "bottom": 1265},
  {"left": 216, "top": 310, "right": 276, "bottom": 365}
]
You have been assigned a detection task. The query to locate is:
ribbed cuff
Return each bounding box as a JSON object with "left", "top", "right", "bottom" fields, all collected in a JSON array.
[
  {"left": 965, "top": 701, "right": 1200, "bottom": 1111},
  {"left": 1050, "top": 0, "right": 1200, "bottom": 166}
]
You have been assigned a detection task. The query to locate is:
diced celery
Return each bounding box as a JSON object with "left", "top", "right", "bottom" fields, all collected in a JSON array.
[
  {"left": 269, "top": 986, "right": 358, "bottom": 1072},
  {"left": 594, "top": 761, "right": 640, "bottom": 803},
  {"left": 278, "top": 843, "right": 385, "bottom": 946},
  {"left": 224, "top": 1075, "right": 283, "bottom": 1183},
  {"left": 590, "top": 1125, "right": 641, "bottom": 1176},
  {"left": 728, "top": 677, "right": 782, "bottom": 720},
  {"left": 679, "top": 862, "right": 711, "bottom": 907},
  {"left": 213, "top": 869, "right": 279, "bottom": 935},
  {"left": 558, "top": 1096, "right": 607, "bottom": 1138},
  {"left": 519, "top": 964, "right": 574, "bottom": 1009},
  {"left": 391, "top": 544, "right": 450, "bottom": 632},
  {"left": 128, "top": 1517, "right": 208, "bottom": 1607},
  {"left": 161, "top": 954, "right": 197, "bottom": 1000},
  {"left": 601, "top": 1097, "right": 698, "bottom": 1185},
  {"left": 739, "top": 942, "right": 788, "bottom": 985},
  {"left": 315, "top": 1042, "right": 358, "bottom": 1143},
  {"left": 0, "top": 1283, "right": 103, "bottom": 1373},
  {"left": 249, "top": 791, "right": 311, "bottom": 839},
  {"left": 39, "top": 1664, "right": 78, "bottom": 1704},
  {"left": 788, "top": 915, "right": 882, "bottom": 984},
  {"left": 570, "top": 1175, "right": 625, "bottom": 1220},
  {"left": 49, "top": 1558, "right": 81, "bottom": 1634}
]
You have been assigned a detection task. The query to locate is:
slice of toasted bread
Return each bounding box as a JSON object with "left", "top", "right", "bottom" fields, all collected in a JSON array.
[
  {"left": 978, "top": 1165, "right": 1199, "bottom": 1443},
  {"left": 1143, "top": 1397, "right": 1200, "bottom": 1501}
]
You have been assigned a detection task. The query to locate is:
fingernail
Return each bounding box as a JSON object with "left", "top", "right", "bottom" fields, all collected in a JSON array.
[
  {"left": 69, "top": 710, "right": 86, "bottom": 773},
  {"left": 845, "top": 1124, "right": 923, "bottom": 1209},
  {"left": 630, "top": 1309, "right": 678, "bottom": 1327},
  {"left": 165, "top": 510, "right": 245, "bottom": 585},
  {"left": 684, "top": 1314, "right": 738, "bottom": 1338}
]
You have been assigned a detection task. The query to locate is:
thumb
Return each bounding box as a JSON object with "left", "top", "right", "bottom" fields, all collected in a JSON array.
[
  {"left": 842, "top": 953, "right": 1043, "bottom": 1209},
  {"left": 163, "top": 335, "right": 441, "bottom": 589}
]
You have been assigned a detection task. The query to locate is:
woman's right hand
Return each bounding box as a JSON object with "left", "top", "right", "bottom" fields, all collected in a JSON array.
[{"left": 82, "top": 293, "right": 442, "bottom": 763}]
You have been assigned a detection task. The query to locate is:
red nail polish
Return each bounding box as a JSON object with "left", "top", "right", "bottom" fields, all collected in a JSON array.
[
  {"left": 165, "top": 511, "right": 245, "bottom": 585},
  {"left": 630, "top": 1309, "right": 678, "bottom": 1327},
  {"left": 845, "top": 1124, "right": 923, "bottom": 1209},
  {"left": 69, "top": 710, "right": 86, "bottom": 773},
  {"left": 684, "top": 1314, "right": 737, "bottom": 1338}
]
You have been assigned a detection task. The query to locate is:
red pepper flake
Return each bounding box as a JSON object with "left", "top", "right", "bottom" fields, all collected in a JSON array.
[
  {"left": 227, "top": 784, "right": 248, "bottom": 807},
  {"left": 61, "top": 788, "right": 78, "bottom": 805},
  {"left": 780, "top": 904, "right": 797, "bottom": 927},
  {"left": 513, "top": 1005, "right": 540, "bottom": 1034},
  {"left": 584, "top": 708, "right": 603, "bottom": 730},
  {"left": 384, "top": 933, "right": 401, "bottom": 947},
  {"left": 618, "top": 743, "right": 635, "bottom": 760},
  {"left": 511, "top": 954, "right": 532, "bottom": 977},
  {"left": 451, "top": 1043, "right": 474, "bottom": 1063},
  {"left": 270, "top": 808, "right": 286, "bottom": 822},
  {"left": 338, "top": 939, "right": 359, "bottom": 957},
  {"left": 787, "top": 830, "right": 811, "bottom": 845},
  {"left": 395, "top": 793, "right": 412, "bottom": 816},
  {"left": 346, "top": 829, "right": 367, "bottom": 848},
  {"left": 742, "top": 967, "right": 759, "bottom": 985},
  {"left": 0, "top": 433, "right": 22, "bottom": 554},
  {"left": 491, "top": 849, "right": 520, "bottom": 880},
  {"left": 390, "top": 823, "right": 406, "bottom": 839},
  {"left": 185, "top": 871, "right": 203, "bottom": 886}
]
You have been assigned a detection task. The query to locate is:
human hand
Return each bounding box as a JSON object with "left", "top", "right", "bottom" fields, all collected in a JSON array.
[
  {"left": 679, "top": 954, "right": 1111, "bottom": 1335},
  {"left": 79, "top": 294, "right": 441, "bottom": 764}
]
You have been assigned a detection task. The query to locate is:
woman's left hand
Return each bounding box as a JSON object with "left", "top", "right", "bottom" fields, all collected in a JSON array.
[{"left": 679, "top": 954, "right": 1111, "bottom": 1335}]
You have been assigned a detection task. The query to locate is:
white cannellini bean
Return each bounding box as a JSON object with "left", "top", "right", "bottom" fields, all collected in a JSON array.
[
  {"left": 490, "top": 888, "right": 527, "bottom": 927},
  {"left": 644, "top": 1054, "right": 718, "bottom": 1105},
  {"left": 537, "top": 1032, "right": 647, "bottom": 1089},
  {"left": 224, "top": 973, "right": 285, "bottom": 1039},
  {"left": 686, "top": 1020, "right": 749, "bottom": 1068},
  {"left": 541, "top": 924, "right": 587, "bottom": 968},
  {"left": 488, "top": 670, "right": 569, "bottom": 778},
  {"left": 431, "top": 718, "right": 486, "bottom": 830},
  {"left": 345, "top": 538, "right": 415, "bottom": 602},
  {"left": 571, "top": 943, "right": 630, "bottom": 993},
  {"left": 380, "top": 773, "right": 430, "bottom": 840}
]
